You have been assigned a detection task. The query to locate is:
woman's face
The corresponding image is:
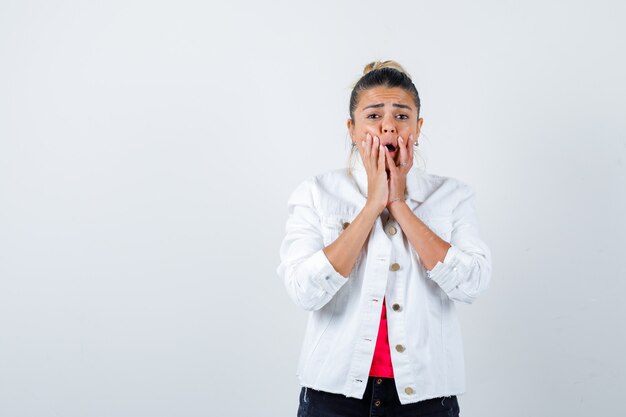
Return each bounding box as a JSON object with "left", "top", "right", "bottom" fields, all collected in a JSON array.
[{"left": 347, "top": 86, "right": 423, "bottom": 171}]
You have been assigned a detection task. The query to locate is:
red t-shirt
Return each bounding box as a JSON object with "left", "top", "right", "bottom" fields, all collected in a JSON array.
[{"left": 368, "top": 296, "right": 395, "bottom": 377}]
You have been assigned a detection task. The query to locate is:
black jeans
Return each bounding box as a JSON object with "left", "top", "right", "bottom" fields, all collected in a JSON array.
[{"left": 297, "top": 376, "right": 460, "bottom": 417}]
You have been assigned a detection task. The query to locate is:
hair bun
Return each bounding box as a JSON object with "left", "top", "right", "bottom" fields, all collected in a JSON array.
[{"left": 363, "top": 60, "right": 411, "bottom": 78}]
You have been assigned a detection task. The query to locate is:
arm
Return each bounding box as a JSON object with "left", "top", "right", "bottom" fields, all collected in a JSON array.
[
  {"left": 387, "top": 202, "right": 451, "bottom": 271},
  {"left": 279, "top": 136, "right": 390, "bottom": 310},
  {"left": 276, "top": 178, "right": 380, "bottom": 311},
  {"left": 322, "top": 202, "right": 379, "bottom": 277},
  {"left": 388, "top": 184, "right": 492, "bottom": 304}
]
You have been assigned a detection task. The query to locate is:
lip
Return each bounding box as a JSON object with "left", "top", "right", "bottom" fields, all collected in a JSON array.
[
  {"left": 384, "top": 147, "right": 398, "bottom": 164},
  {"left": 382, "top": 142, "right": 398, "bottom": 152}
]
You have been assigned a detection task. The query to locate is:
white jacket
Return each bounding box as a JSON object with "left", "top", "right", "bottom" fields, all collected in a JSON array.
[{"left": 276, "top": 155, "right": 492, "bottom": 405}]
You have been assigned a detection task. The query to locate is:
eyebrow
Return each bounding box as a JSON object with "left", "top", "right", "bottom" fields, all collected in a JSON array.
[{"left": 362, "top": 103, "right": 413, "bottom": 111}]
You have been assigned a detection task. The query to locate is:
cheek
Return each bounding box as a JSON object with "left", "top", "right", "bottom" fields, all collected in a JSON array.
[
  {"left": 361, "top": 129, "right": 374, "bottom": 138},
  {"left": 356, "top": 129, "right": 377, "bottom": 143}
]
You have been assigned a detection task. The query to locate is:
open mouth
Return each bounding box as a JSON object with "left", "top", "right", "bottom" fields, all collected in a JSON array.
[{"left": 384, "top": 143, "right": 397, "bottom": 152}]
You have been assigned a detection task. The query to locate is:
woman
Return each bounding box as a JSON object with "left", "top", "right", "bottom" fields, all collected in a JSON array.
[{"left": 276, "top": 60, "right": 492, "bottom": 417}]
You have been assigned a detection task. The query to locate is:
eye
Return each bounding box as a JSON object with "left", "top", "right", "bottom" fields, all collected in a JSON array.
[
  {"left": 396, "top": 114, "right": 409, "bottom": 120},
  {"left": 366, "top": 114, "right": 380, "bottom": 119}
]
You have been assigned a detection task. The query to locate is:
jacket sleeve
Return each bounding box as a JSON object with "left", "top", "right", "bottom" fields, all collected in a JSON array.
[
  {"left": 425, "top": 183, "right": 492, "bottom": 304},
  {"left": 276, "top": 178, "right": 349, "bottom": 311}
]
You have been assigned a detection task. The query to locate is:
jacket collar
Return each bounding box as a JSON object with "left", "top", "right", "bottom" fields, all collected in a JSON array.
[{"left": 349, "top": 153, "right": 429, "bottom": 204}]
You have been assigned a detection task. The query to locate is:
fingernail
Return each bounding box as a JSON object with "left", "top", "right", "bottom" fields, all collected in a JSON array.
[
  {"left": 361, "top": 140, "right": 365, "bottom": 147},
  {"left": 399, "top": 137, "right": 403, "bottom": 143}
]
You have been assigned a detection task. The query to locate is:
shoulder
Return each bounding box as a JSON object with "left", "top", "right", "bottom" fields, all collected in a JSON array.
[
  {"left": 424, "top": 171, "right": 474, "bottom": 196},
  {"left": 285, "top": 168, "right": 350, "bottom": 202},
  {"left": 414, "top": 170, "right": 477, "bottom": 216},
  {"left": 294, "top": 167, "right": 354, "bottom": 193},
  {"left": 285, "top": 168, "right": 360, "bottom": 215},
  {"left": 313, "top": 167, "right": 352, "bottom": 187}
]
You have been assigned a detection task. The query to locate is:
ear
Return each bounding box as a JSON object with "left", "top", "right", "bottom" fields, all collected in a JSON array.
[
  {"left": 415, "top": 117, "right": 424, "bottom": 138},
  {"left": 347, "top": 118, "right": 354, "bottom": 139}
]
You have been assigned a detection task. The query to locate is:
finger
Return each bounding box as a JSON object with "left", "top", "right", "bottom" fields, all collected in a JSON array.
[
  {"left": 363, "top": 132, "right": 371, "bottom": 161},
  {"left": 360, "top": 133, "right": 369, "bottom": 170},
  {"left": 407, "top": 134, "right": 415, "bottom": 168},
  {"left": 397, "top": 135, "right": 408, "bottom": 170},
  {"left": 366, "top": 133, "right": 376, "bottom": 171},
  {"left": 372, "top": 135, "right": 380, "bottom": 168},
  {"left": 385, "top": 147, "right": 397, "bottom": 175},
  {"left": 378, "top": 143, "right": 385, "bottom": 173}
]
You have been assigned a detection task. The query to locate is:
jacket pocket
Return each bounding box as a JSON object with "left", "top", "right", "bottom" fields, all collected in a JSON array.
[
  {"left": 320, "top": 215, "right": 351, "bottom": 245},
  {"left": 320, "top": 215, "right": 363, "bottom": 279},
  {"left": 420, "top": 216, "right": 453, "bottom": 241},
  {"left": 319, "top": 215, "right": 357, "bottom": 312}
]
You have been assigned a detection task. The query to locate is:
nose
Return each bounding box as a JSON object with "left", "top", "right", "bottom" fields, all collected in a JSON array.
[{"left": 381, "top": 113, "right": 396, "bottom": 134}]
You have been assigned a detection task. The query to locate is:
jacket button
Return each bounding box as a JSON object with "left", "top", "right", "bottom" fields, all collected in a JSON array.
[
  {"left": 395, "top": 344, "right": 405, "bottom": 352},
  {"left": 392, "top": 303, "right": 402, "bottom": 311},
  {"left": 387, "top": 226, "right": 397, "bottom": 235},
  {"left": 374, "top": 400, "right": 381, "bottom": 406},
  {"left": 342, "top": 221, "right": 350, "bottom": 230},
  {"left": 405, "top": 387, "right": 414, "bottom": 395},
  {"left": 376, "top": 378, "right": 382, "bottom": 384},
  {"left": 390, "top": 263, "right": 400, "bottom": 271}
]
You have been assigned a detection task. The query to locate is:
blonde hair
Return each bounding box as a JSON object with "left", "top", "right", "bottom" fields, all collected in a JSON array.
[
  {"left": 361, "top": 60, "right": 412, "bottom": 79},
  {"left": 346, "top": 60, "right": 423, "bottom": 176}
]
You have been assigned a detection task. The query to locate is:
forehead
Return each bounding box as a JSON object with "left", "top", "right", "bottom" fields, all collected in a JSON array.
[{"left": 357, "top": 86, "right": 414, "bottom": 110}]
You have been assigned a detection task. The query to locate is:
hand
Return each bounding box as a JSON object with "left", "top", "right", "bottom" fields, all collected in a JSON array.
[
  {"left": 357, "top": 133, "right": 388, "bottom": 214},
  {"left": 384, "top": 134, "right": 415, "bottom": 209}
]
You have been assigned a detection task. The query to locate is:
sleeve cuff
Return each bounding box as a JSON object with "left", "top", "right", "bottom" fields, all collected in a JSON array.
[
  {"left": 305, "top": 248, "right": 349, "bottom": 295},
  {"left": 425, "top": 245, "right": 472, "bottom": 293}
]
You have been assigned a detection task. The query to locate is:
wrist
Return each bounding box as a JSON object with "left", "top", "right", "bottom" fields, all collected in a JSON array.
[
  {"left": 364, "top": 201, "right": 384, "bottom": 218},
  {"left": 388, "top": 199, "right": 408, "bottom": 213}
]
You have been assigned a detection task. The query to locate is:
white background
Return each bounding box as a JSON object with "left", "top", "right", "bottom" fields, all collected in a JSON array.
[{"left": 1, "top": 1, "right": 625, "bottom": 416}]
